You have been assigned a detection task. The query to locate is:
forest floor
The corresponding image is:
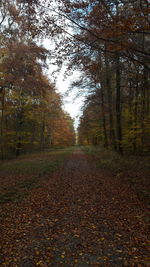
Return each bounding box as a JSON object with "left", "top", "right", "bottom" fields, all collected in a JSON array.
[{"left": 0, "top": 147, "right": 149, "bottom": 266}]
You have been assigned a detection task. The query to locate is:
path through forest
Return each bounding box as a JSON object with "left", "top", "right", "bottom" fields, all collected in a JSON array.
[{"left": 0, "top": 148, "right": 149, "bottom": 266}]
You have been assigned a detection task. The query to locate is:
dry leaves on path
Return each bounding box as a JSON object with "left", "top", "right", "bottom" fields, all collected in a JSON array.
[{"left": 0, "top": 148, "right": 149, "bottom": 266}]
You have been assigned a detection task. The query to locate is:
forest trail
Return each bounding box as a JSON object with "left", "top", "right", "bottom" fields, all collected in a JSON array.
[{"left": 0, "top": 148, "right": 149, "bottom": 266}]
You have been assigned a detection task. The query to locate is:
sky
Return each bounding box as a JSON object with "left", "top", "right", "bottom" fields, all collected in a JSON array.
[
  {"left": 56, "top": 68, "right": 84, "bottom": 129},
  {"left": 41, "top": 2, "right": 86, "bottom": 131},
  {"left": 43, "top": 39, "right": 84, "bottom": 130}
]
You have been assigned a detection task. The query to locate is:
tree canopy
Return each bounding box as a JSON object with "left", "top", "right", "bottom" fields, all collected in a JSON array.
[{"left": 0, "top": 0, "right": 76, "bottom": 159}]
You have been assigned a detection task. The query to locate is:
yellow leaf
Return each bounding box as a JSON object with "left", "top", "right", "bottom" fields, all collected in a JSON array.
[
  {"left": 36, "top": 261, "right": 42, "bottom": 266},
  {"left": 91, "top": 224, "right": 96, "bottom": 229},
  {"left": 35, "top": 250, "right": 40, "bottom": 255},
  {"left": 98, "top": 237, "right": 105, "bottom": 241},
  {"left": 74, "top": 234, "right": 79, "bottom": 237}
]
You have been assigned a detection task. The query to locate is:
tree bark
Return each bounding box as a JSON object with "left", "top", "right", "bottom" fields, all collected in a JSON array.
[
  {"left": 40, "top": 112, "right": 46, "bottom": 150},
  {"left": 115, "top": 54, "right": 123, "bottom": 155},
  {"left": 16, "top": 110, "right": 24, "bottom": 157},
  {"left": 0, "top": 89, "right": 5, "bottom": 159},
  {"left": 100, "top": 83, "right": 108, "bottom": 148},
  {"left": 105, "top": 50, "right": 116, "bottom": 150}
]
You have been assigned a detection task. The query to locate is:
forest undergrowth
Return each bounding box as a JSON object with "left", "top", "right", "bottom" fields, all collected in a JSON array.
[
  {"left": 0, "top": 147, "right": 74, "bottom": 207},
  {"left": 81, "top": 146, "right": 150, "bottom": 207}
]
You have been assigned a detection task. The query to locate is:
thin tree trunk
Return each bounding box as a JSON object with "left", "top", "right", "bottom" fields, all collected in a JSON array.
[
  {"left": 128, "top": 80, "right": 133, "bottom": 128},
  {"left": 141, "top": 31, "right": 147, "bottom": 152},
  {"left": 100, "top": 83, "right": 108, "bottom": 148},
  {"left": 115, "top": 54, "right": 123, "bottom": 155},
  {"left": 133, "top": 73, "right": 139, "bottom": 153},
  {"left": 40, "top": 112, "right": 45, "bottom": 150},
  {"left": 16, "top": 136, "right": 22, "bottom": 156},
  {"left": 30, "top": 121, "right": 36, "bottom": 153},
  {"left": 0, "top": 89, "right": 5, "bottom": 159},
  {"left": 105, "top": 50, "right": 116, "bottom": 150},
  {"left": 97, "top": 54, "right": 108, "bottom": 148},
  {"left": 141, "top": 68, "right": 146, "bottom": 152},
  {"left": 16, "top": 110, "right": 24, "bottom": 157}
]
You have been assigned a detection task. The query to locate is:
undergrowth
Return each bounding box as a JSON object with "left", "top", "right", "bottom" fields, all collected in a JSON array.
[
  {"left": 0, "top": 147, "right": 75, "bottom": 204},
  {"left": 81, "top": 146, "right": 150, "bottom": 204}
]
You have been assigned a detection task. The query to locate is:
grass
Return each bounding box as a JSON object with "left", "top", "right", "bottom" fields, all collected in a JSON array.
[
  {"left": 18, "top": 177, "right": 39, "bottom": 190},
  {"left": 81, "top": 145, "right": 150, "bottom": 204},
  {"left": 0, "top": 188, "right": 27, "bottom": 204},
  {"left": 0, "top": 147, "right": 74, "bottom": 175},
  {"left": 0, "top": 147, "right": 75, "bottom": 205}
]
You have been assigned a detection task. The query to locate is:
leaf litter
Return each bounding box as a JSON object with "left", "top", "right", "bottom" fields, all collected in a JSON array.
[{"left": 0, "top": 148, "right": 149, "bottom": 266}]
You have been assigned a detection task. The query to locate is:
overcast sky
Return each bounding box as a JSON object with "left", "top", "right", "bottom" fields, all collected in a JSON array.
[
  {"left": 42, "top": 39, "right": 84, "bottom": 129},
  {"left": 56, "top": 68, "right": 84, "bottom": 129}
]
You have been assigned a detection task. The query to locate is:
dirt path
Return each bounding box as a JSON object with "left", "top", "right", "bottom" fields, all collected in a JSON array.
[{"left": 0, "top": 148, "right": 149, "bottom": 266}]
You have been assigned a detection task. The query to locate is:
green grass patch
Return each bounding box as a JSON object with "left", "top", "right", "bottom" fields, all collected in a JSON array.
[
  {"left": 81, "top": 145, "right": 150, "bottom": 204},
  {"left": 80, "top": 145, "right": 101, "bottom": 156},
  {"left": 0, "top": 188, "right": 27, "bottom": 204},
  {"left": 0, "top": 147, "right": 74, "bottom": 176},
  {"left": 18, "top": 178, "right": 38, "bottom": 190},
  {"left": 0, "top": 147, "right": 75, "bottom": 205}
]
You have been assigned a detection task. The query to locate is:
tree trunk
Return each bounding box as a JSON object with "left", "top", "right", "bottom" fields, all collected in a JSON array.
[
  {"left": 16, "top": 136, "right": 22, "bottom": 156},
  {"left": 40, "top": 112, "right": 46, "bottom": 150},
  {"left": 0, "top": 89, "right": 5, "bottom": 159},
  {"left": 97, "top": 54, "right": 108, "bottom": 149},
  {"left": 141, "top": 68, "right": 146, "bottom": 152},
  {"left": 105, "top": 50, "right": 116, "bottom": 150},
  {"left": 115, "top": 54, "right": 123, "bottom": 155},
  {"left": 15, "top": 110, "right": 24, "bottom": 157},
  {"left": 133, "top": 72, "right": 139, "bottom": 153},
  {"left": 100, "top": 83, "right": 108, "bottom": 148},
  {"left": 30, "top": 121, "right": 36, "bottom": 153}
]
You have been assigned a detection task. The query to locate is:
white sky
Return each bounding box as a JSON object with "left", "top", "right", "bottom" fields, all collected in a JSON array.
[
  {"left": 40, "top": 0, "right": 86, "bottom": 131},
  {"left": 43, "top": 39, "right": 84, "bottom": 129},
  {"left": 56, "top": 68, "right": 84, "bottom": 129}
]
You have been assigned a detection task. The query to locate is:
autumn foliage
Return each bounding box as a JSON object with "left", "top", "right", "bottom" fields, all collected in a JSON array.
[
  {"left": 0, "top": 0, "right": 75, "bottom": 159},
  {"left": 59, "top": 0, "right": 150, "bottom": 155},
  {"left": 1, "top": 0, "right": 150, "bottom": 157}
]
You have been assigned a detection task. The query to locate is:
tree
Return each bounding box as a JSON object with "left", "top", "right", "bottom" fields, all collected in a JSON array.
[{"left": 66, "top": 0, "right": 150, "bottom": 154}]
